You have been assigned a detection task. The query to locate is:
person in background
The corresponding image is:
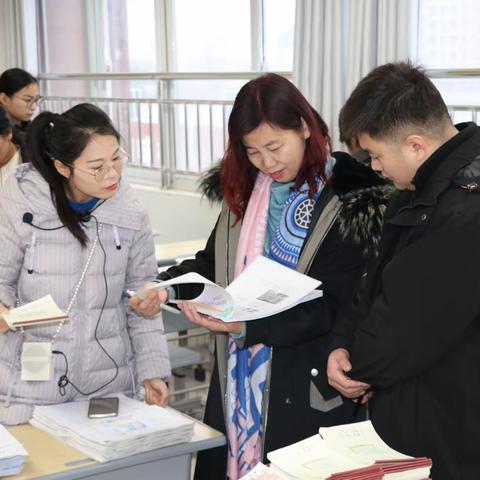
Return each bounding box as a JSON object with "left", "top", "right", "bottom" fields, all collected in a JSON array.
[
  {"left": 339, "top": 130, "right": 371, "bottom": 164},
  {"left": 0, "top": 105, "right": 21, "bottom": 186},
  {"left": 327, "top": 61, "right": 480, "bottom": 480},
  {"left": 131, "top": 74, "right": 390, "bottom": 480},
  {"left": 0, "top": 68, "right": 42, "bottom": 151},
  {"left": 0, "top": 103, "right": 170, "bottom": 425}
]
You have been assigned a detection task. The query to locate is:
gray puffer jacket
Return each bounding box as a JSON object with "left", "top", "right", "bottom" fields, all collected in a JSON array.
[{"left": 0, "top": 164, "right": 170, "bottom": 425}]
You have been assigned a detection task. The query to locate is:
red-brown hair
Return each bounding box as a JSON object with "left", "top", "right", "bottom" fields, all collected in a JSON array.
[{"left": 221, "top": 73, "right": 332, "bottom": 221}]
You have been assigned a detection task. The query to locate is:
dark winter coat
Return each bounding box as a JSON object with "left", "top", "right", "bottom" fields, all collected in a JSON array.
[
  {"left": 160, "top": 152, "right": 391, "bottom": 480},
  {"left": 329, "top": 123, "right": 480, "bottom": 480}
]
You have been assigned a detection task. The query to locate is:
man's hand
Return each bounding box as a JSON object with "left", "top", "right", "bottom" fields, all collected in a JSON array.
[
  {"left": 129, "top": 284, "right": 169, "bottom": 317},
  {"left": 327, "top": 348, "right": 371, "bottom": 399},
  {"left": 0, "top": 303, "right": 10, "bottom": 334},
  {"left": 144, "top": 378, "right": 170, "bottom": 407},
  {"left": 178, "top": 301, "right": 244, "bottom": 335}
]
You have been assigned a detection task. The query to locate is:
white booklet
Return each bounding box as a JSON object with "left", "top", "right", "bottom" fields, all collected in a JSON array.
[
  {"left": 137, "top": 255, "right": 322, "bottom": 322},
  {"left": 2, "top": 294, "right": 68, "bottom": 330}
]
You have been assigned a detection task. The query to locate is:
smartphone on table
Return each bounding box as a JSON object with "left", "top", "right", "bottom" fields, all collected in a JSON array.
[{"left": 87, "top": 396, "right": 119, "bottom": 419}]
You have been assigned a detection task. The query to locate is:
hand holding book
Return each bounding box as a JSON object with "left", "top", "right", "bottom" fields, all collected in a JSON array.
[{"left": 1, "top": 295, "right": 68, "bottom": 331}]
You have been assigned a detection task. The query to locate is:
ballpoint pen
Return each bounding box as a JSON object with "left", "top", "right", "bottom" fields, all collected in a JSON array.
[{"left": 125, "top": 290, "right": 181, "bottom": 315}]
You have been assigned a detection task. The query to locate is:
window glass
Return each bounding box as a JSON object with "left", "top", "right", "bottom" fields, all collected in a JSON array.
[
  {"left": 417, "top": 0, "right": 480, "bottom": 110},
  {"left": 172, "top": 0, "right": 251, "bottom": 71}
]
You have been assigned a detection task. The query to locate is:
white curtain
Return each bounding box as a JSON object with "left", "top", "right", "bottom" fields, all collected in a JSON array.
[
  {"left": 0, "top": 0, "right": 38, "bottom": 73},
  {"left": 294, "top": 0, "right": 416, "bottom": 149}
]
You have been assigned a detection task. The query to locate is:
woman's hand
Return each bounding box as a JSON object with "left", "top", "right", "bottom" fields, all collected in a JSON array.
[
  {"left": 0, "top": 303, "right": 10, "bottom": 334},
  {"left": 129, "top": 284, "right": 169, "bottom": 317},
  {"left": 178, "top": 301, "right": 244, "bottom": 335},
  {"left": 144, "top": 378, "right": 170, "bottom": 407}
]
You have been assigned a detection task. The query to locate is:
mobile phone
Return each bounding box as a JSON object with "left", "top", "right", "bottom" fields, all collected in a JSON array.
[{"left": 87, "top": 396, "right": 119, "bottom": 419}]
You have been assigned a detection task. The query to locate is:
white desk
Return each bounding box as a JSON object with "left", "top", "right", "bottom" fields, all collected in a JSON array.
[
  {"left": 6, "top": 414, "right": 225, "bottom": 480},
  {"left": 155, "top": 239, "right": 206, "bottom": 267}
]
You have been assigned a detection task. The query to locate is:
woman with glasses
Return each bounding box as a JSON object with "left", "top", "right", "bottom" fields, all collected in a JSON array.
[
  {"left": 0, "top": 105, "right": 21, "bottom": 186},
  {"left": 0, "top": 103, "right": 171, "bottom": 425},
  {"left": 0, "top": 68, "right": 42, "bottom": 152}
]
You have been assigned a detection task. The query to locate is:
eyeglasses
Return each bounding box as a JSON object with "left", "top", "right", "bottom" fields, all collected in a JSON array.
[
  {"left": 13, "top": 95, "right": 43, "bottom": 109},
  {"left": 70, "top": 149, "right": 129, "bottom": 182}
]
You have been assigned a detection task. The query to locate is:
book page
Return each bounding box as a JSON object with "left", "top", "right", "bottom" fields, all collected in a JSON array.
[
  {"left": 267, "top": 434, "right": 364, "bottom": 479},
  {"left": 136, "top": 272, "right": 235, "bottom": 320},
  {"left": 319, "top": 421, "right": 412, "bottom": 465},
  {"left": 224, "top": 256, "right": 322, "bottom": 322},
  {"left": 2, "top": 295, "right": 68, "bottom": 329},
  {"left": 134, "top": 257, "right": 322, "bottom": 322}
]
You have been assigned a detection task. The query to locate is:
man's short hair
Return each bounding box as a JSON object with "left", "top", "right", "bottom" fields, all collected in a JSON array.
[{"left": 339, "top": 61, "right": 452, "bottom": 143}]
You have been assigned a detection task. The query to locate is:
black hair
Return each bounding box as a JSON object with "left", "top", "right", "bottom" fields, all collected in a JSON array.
[
  {"left": 0, "top": 105, "right": 12, "bottom": 136},
  {"left": 339, "top": 61, "right": 451, "bottom": 143},
  {"left": 25, "top": 103, "right": 120, "bottom": 246},
  {"left": 0, "top": 68, "right": 37, "bottom": 96}
]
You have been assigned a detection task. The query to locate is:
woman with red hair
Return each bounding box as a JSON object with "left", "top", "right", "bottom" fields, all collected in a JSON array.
[{"left": 131, "top": 73, "right": 391, "bottom": 480}]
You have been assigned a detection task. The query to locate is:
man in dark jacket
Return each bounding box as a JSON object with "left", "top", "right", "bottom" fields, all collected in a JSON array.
[{"left": 326, "top": 61, "right": 480, "bottom": 480}]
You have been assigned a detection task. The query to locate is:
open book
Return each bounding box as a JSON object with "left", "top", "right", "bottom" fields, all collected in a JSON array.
[
  {"left": 137, "top": 255, "right": 322, "bottom": 322},
  {"left": 264, "top": 421, "right": 431, "bottom": 480},
  {"left": 2, "top": 295, "right": 68, "bottom": 330}
]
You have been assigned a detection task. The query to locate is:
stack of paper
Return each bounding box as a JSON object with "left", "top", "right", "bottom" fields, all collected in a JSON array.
[
  {"left": 265, "top": 421, "right": 431, "bottom": 479},
  {"left": 0, "top": 424, "right": 28, "bottom": 476},
  {"left": 30, "top": 395, "right": 194, "bottom": 462}
]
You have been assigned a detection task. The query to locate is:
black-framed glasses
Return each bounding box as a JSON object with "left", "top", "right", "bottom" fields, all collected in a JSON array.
[{"left": 13, "top": 95, "right": 43, "bottom": 109}]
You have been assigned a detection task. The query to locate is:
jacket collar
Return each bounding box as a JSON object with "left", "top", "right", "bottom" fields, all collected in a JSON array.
[
  {"left": 389, "top": 122, "right": 480, "bottom": 226},
  {"left": 10, "top": 164, "right": 145, "bottom": 230}
]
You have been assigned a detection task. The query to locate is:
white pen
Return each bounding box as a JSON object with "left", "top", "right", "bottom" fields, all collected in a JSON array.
[{"left": 125, "top": 290, "right": 181, "bottom": 315}]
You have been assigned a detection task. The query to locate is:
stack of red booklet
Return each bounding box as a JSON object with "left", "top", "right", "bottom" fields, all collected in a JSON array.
[{"left": 240, "top": 421, "right": 432, "bottom": 479}]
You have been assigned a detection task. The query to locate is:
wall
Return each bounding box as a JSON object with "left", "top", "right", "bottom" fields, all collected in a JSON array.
[{"left": 131, "top": 184, "right": 221, "bottom": 244}]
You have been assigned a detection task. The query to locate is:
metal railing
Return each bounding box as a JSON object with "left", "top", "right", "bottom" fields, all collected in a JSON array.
[
  {"left": 38, "top": 72, "right": 293, "bottom": 189},
  {"left": 42, "top": 95, "right": 234, "bottom": 189},
  {"left": 39, "top": 69, "right": 480, "bottom": 189}
]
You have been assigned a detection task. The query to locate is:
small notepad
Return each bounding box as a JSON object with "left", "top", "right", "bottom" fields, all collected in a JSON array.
[{"left": 2, "top": 295, "right": 68, "bottom": 330}]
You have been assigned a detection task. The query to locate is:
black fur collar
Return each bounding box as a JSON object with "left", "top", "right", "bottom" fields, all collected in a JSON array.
[{"left": 199, "top": 153, "right": 394, "bottom": 257}]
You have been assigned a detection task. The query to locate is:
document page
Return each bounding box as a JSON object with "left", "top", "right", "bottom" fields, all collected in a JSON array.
[
  {"left": 137, "top": 272, "right": 235, "bottom": 320},
  {"left": 319, "top": 421, "right": 411, "bottom": 465},
  {"left": 135, "top": 256, "right": 322, "bottom": 322},
  {"left": 224, "top": 256, "right": 322, "bottom": 322},
  {"left": 137, "top": 255, "right": 322, "bottom": 322},
  {"left": 267, "top": 434, "right": 365, "bottom": 479}
]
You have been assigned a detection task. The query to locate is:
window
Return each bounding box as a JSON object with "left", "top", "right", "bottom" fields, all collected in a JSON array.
[
  {"left": 35, "top": 0, "right": 296, "bottom": 183},
  {"left": 417, "top": 0, "right": 480, "bottom": 120}
]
